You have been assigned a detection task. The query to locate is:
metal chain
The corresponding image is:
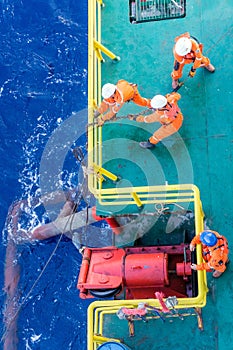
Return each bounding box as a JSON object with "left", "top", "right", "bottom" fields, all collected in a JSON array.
[{"left": 87, "top": 107, "right": 153, "bottom": 127}]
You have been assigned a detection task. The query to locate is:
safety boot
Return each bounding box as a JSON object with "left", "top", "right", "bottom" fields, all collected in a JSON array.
[
  {"left": 172, "top": 79, "right": 179, "bottom": 89},
  {"left": 139, "top": 140, "right": 155, "bottom": 149},
  {"left": 205, "top": 64, "right": 215, "bottom": 72},
  {"left": 212, "top": 270, "right": 223, "bottom": 278}
]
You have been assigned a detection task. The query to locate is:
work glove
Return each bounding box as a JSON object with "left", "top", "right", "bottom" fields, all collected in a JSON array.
[
  {"left": 189, "top": 67, "right": 196, "bottom": 78},
  {"left": 94, "top": 110, "right": 101, "bottom": 118},
  {"left": 190, "top": 263, "right": 197, "bottom": 270},
  {"left": 136, "top": 115, "right": 145, "bottom": 122},
  {"left": 97, "top": 116, "right": 104, "bottom": 126},
  {"left": 189, "top": 243, "right": 196, "bottom": 251}
]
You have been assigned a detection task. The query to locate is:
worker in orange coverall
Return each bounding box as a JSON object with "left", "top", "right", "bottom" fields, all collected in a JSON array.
[
  {"left": 94, "top": 79, "right": 151, "bottom": 125},
  {"left": 136, "top": 91, "right": 183, "bottom": 149},
  {"left": 190, "top": 230, "right": 229, "bottom": 278},
  {"left": 171, "top": 32, "right": 215, "bottom": 89}
]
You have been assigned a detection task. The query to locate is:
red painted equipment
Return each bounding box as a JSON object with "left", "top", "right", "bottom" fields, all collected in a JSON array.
[
  {"left": 176, "top": 261, "right": 192, "bottom": 279},
  {"left": 77, "top": 244, "right": 192, "bottom": 300},
  {"left": 91, "top": 207, "right": 121, "bottom": 235}
]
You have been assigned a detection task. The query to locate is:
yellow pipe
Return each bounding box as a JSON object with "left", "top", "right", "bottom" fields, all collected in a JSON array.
[
  {"left": 88, "top": 0, "right": 95, "bottom": 195},
  {"left": 94, "top": 46, "right": 104, "bottom": 62},
  {"left": 93, "top": 163, "right": 118, "bottom": 181},
  {"left": 96, "top": 0, "right": 103, "bottom": 5},
  {"left": 94, "top": 39, "right": 120, "bottom": 61},
  {"left": 131, "top": 192, "right": 143, "bottom": 207},
  {"left": 93, "top": 335, "right": 121, "bottom": 343},
  {"left": 88, "top": 300, "right": 207, "bottom": 349}
]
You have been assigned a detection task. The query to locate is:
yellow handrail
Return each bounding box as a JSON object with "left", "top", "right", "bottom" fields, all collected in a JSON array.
[
  {"left": 85, "top": 183, "right": 207, "bottom": 349},
  {"left": 88, "top": 0, "right": 122, "bottom": 203},
  {"left": 87, "top": 2, "right": 201, "bottom": 207}
]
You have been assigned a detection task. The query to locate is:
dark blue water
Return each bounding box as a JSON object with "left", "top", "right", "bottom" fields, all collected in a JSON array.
[{"left": 0, "top": 1, "right": 90, "bottom": 348}]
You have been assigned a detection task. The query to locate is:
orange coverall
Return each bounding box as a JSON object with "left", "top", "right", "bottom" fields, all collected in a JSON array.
[
  {"left": 190, "top": 231, "right": 229, "bottom": 273},
  {"left": 137, "top": 92, "right": 183, "bottom": 145},
  {"left": 171, "top": 32, "right": 210, "bottom": 80},
  {"left": 97, "top": 79, "right": 150, "bottom": 121}
]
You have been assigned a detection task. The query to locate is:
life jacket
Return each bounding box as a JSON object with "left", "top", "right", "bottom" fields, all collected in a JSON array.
[
  {"left": 159, "top": 102, "right": 181, "bottom": 125},
  {"left": 116, "top": 79, "right": 136, "bottom": 102},
  {"left": 203, "top": 236, "right": 229, "bottom": 261}
]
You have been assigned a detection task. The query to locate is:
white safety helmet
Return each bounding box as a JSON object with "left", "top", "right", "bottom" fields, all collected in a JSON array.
[
  {"left": 150, "top": 95, "right": 167, "bottom": 109},
  {"left": 102, "top": 83, "right": 116, "bottom": 99},
  {"left": 175, "top": 37, "right": 192, "bottom": 56}
]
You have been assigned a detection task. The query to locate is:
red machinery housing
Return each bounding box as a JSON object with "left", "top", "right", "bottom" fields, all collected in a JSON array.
[{"left": 77, "top": 245, "right": 192, "bottom": 300}]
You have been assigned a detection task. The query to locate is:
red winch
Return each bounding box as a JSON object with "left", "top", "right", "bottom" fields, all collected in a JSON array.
[{"left": 77, "top": 245, "right": 192, "bottom": 299}]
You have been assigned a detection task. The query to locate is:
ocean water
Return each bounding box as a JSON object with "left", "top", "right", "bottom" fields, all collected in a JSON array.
[{"left": 0, "top": 1, "right": 90, "bottom": 349}]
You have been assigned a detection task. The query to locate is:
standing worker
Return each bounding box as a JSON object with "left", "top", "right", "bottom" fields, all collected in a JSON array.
[
  {"left": 171, "top": 32, "right": 215, "bottom": 89},
  {"left": 94, "top": 79, "right": 151, "bottom": 125},
  {"left": 136, "top": 91, "right": 183, "bottom": 149},
  {"left": 190, "top": 230, "right": 229, "bottom": 278}
]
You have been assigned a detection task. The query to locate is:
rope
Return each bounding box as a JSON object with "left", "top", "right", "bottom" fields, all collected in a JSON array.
[{"left": 205, "top": 25, "right": 233, "bottom": 55}]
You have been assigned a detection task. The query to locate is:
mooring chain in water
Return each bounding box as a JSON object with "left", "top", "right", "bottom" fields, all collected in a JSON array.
[
  {"left": 73, "top": 146, "right": 89, "bottom": 179},
  {"left": 72, "top": 146, "right": 92, "bottom": 243}
]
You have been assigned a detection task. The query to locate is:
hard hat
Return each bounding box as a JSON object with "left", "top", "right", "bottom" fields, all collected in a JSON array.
[
  {"left": 200, "top": 231, "right": 217, "bottom": 247},
  {"left": 175, "top": 37, "right": 192, "bottom": 56},
  {"left": 102, "top": 83, "right": 116, "bottom": 99},
  {"left": 150, "top": 95, "right": 167, "bottom": 109}
]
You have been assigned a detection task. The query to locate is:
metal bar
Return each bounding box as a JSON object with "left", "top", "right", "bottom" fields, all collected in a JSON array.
[
  {"left": 131, "top": 192, "right": 143, "bottom": 207},
  {"left": 93, "top": 163, "right": 118, "bottom": 182},
  {"left": 94, "top": 39, "right": 120, "bottom": 61}
]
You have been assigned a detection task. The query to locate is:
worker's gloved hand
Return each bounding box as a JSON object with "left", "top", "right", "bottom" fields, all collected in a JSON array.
[
  {"left": 189, "top": 67, "right": 196, "bottom": 78},
  {"left": 189, "top": 243, "right": 196, "bottom": 251},
  {"left": 190, "top": 263, "right": 197, "bottom": 270},
  {"left": 128, "top": 114, "right": 135, "bottom": 121},
  {"left": 94, "top": 110, "right": 101, "bottom": 118},
  {"left": 136, "top": 115, "right": 145, "bottom": 122},
  {"left": 97, "top": 116, "right": 104, "bottom": 126}
]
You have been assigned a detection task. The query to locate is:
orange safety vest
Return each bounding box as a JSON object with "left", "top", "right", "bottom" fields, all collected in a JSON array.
[
  {"left": 154, "top": 92, "right": 182, "bottom": 125},
  {"left": 191, "top": 231, "right": 229, "bottom": 272},
  {"left": 203, "top": 236, "right": 228, "bottom": 260},
  {"left": 158, "top": 102, "right": 181, "bottom": 125}
]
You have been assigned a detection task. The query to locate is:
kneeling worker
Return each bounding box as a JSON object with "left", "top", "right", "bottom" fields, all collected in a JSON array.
[
  {"left": 190, "top": 230, "right": 229, "bottom": 278},
  {"left": 94, "top": 79, "right": 151, "bottom": 125},
  {"left": 136, "top": 91, "right": 183, "bottom": 149}
]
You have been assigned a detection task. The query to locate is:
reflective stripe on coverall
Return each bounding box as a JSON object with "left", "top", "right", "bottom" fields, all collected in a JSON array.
[
  {"left": 98, "top": 79, "right": 150, "bottom": 121},
  {"left": 190, "top": 231, "right": 229, "bottom": 273},
  {"left": 140, "top": 92, "right": 183, "bottom": 145},
  {"left": 171, "top": 32, "right": 210, "bottom": 80}
]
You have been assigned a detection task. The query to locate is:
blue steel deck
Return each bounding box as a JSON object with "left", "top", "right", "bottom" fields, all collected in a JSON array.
[{"left": 94, "top": 0, "right": 233, "bottom": 349}]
